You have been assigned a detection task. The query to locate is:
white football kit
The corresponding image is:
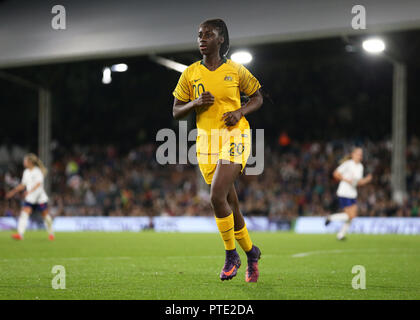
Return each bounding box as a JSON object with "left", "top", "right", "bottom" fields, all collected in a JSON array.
[
  {"left": 336, "top": 159, "right": 364, "bottom": 199},
  {"left": 21, "top": 167, "right": 49, "bottom": 204}
]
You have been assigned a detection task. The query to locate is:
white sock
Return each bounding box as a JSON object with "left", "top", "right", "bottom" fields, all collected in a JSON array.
[
  {"left": 17, "top": 211, "right": 29, "bottom": 236},
  {"left": 328, "top": 212, "right": 349, "bottom": 222},
  {"left": 43, "top": 214, "right": 54, "bottom": 235},
  {"left": 337, "top": 221, "right": 351, "bottom": 239}
]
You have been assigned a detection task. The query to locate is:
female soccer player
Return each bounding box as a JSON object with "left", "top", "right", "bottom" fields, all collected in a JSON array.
[
  {"left": 172, "top": 19, "right": 263, "bottom": 282},
  {"left": 325, "top": 147, "right": 372, "bottom": 240},
  {"left": 5, "top": 153, "right": 54, "bottom": 240}
]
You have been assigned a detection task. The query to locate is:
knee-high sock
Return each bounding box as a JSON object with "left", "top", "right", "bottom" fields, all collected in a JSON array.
[
  {"left": 215, "top": 213, "right": 236, "bottom": 251},
  {"left": 43, "top": 214, "right": 54, "bottom": 235},
  {"left": 17, "top": 211, "right": 29, "bottom": 236},
  {"left": 234, "top": 224, "right": 253, "bottom": 252},
  {"left": 338, "top": 221, "right": 351, "bottom": 238},
  {"left": 328, "top": 212, "right": 349, "bottom": 222}
]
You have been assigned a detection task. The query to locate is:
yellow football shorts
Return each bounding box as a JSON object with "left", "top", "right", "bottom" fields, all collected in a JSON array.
[{"left": 196, "top": 128, "right": 251, "bottom": 185}]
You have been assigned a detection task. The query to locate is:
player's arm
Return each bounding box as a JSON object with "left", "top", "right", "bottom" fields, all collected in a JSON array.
[
  {"left": 223, "top": 64, "right": 263, "bottom": 127},
  {"left": 5, "top": 184, "right": 25, "bottom": 199},
  {"left": 222, "top": 90, "right": 263, "bottom": 127},
  {"left": 357, "top": 174, "right": 372, "bottom": 186},
  {"left": 173, "top": 92, "right": 215, "bottom": 120},
  {"left": 239, "top": 89, "right": 263, "bottom": 116},
  {"left": 173, "top": 67, "right": 215, "bottom": 119},
  {"left": 25, "top": 182, "right": 41, "bottom": 196},
  {"left": 333, "top": 169, "right": 353, "bottom": 185}
]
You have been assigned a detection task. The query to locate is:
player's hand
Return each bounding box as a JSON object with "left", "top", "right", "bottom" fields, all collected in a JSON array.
[
  {"left": 365, "top": 174, "right": 373, "bottom": 183},
  {"left": 23, "top": 191, "right": 28, "bottom": 198},
  {"left": 222, "top": 110, "right": 243, "bottom": 127},
  {"left": 194, "top": 91, "right": 214, "bottom": 108}
]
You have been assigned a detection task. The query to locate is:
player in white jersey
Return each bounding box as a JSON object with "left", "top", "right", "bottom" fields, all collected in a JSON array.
[
  {"left": 325, "top": 147, "right": 372, "bottom": 240},
  {"left": 5, "top": 153, "right": 54, "bottom": 240}
]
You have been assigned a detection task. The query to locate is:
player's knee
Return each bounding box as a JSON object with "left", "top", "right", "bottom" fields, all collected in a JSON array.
[
  {"left": 210, "top": 189, "right": 227, "bottom": 210},
  {"left": 349, "top": 206, "right": 358, "bottom": 219},
  {"left": 23, "top": 207, "right": 31, "bottom": 214},
  {"left": 349, "top": 212, "right": 357, "bottom": 220}
]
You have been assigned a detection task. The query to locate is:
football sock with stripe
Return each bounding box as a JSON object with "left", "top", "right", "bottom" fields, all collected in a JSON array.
[
  {"left": 215, "top": 213, "right": 236, "bottom": 251},
  {"left": 234, "top": 224, "right": 253, "bottom": 253}
]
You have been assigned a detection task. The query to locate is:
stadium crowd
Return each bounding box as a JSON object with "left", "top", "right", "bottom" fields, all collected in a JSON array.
[{"left": 0, "top": 136, "right": 419, "bottom": 221}]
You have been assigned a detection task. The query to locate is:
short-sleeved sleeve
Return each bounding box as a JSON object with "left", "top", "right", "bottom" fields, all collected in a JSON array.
[
  {"left": 21, "top": 170, "right": 28, "bottom": 186},
  {"left": 33, "top": 168, "right": 44, "bottom": 183},
  {"left": 336, "top": 161, "right": 349, "bottom": 175},
  {"left": 238, "top": 65, "right": 261, "bottom": 96},
  {"left": 172, "top": 69, "right": 191, "bottom": 102}
]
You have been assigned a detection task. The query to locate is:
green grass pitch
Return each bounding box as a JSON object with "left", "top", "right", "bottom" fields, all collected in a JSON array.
[{"left": 0, "top": 231, "right": 419, "bottom": 300}]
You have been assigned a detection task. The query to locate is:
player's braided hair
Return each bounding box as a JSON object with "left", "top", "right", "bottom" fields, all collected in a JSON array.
[{"left": 201, "top": 19, "right": 230, "bottom": 58}]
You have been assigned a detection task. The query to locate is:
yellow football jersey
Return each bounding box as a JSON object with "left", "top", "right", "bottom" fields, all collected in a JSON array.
[{"left": 173, "top": 58, "right": 261, "bottom": 136}]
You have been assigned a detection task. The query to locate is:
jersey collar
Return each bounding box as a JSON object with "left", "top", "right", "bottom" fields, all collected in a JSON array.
[{"left": 200, "top": 57, "right": 227, "bottom": 71}]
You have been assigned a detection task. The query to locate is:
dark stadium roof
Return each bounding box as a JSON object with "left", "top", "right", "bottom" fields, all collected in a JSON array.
[{"left": 1, "top": 0, "right": 420, "bottom": 68}]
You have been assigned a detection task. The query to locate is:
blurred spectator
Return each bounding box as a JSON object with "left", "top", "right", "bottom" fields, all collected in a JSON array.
[{"left": 1, "top": 137, "right": 419, "bottom": 221}]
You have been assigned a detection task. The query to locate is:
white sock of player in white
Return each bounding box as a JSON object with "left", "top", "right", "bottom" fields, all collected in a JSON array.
[
  {"left": 327, "top": 212, "right": 349, "bottom": 222},
  {"left": 337, "top": 221, "right": 351, "bottom": 239},
  {"left": 17, "top": 211, "right": 29, "bottom": 236},
  {"left": 43, "top": 214, "right": 54, "bottom": 235}
]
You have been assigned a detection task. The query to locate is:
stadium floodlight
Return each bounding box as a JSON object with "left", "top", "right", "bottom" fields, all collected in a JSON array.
[
  {"left": 362, "top": 38, "right": 385, "bottom": 54},
  {"left": 231, "top": 51, "right": 252, "bottom": 64},
  {"left": 357, "top": 36, "right": 407, "bottom": 204},
  {"left": 102, "top": 67, "right": 112, "bottom": 84},
  {"left": 111, "top": 63, "right": 128, "bottom": 72}
]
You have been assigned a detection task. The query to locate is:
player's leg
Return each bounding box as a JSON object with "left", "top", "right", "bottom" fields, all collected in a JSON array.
[
  {"left": 325, "top": 212, "right": 349, "bottom": 224},
  {"left": 210, "top": 161, "right": 242, "bottom": 280},
  {"left": 41, "top": 205, "right": 55, "bottom": 240},
  {"left": 325, "top": 211, "right": 349, "bottom": 230},
  {"left": 12, "top": 205, "right": 32, "bottom": 240},
  {"left": 227, "top": 185, "right": 261, "bottom": 282},
  {"left": 337, "top": 204, "right": 357, "bottom": 240},
  {"left": 227, "top": 184, "right": 245, "bottom": 230},
  {"left": 325, "top": 197, "right": 351, "bottom": 225},
  {"left": 347, "top": 204, "right": 358, "bottom": 219},
  {"left": 211, "top": 161, "right": 241, "bottom": 218}
]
